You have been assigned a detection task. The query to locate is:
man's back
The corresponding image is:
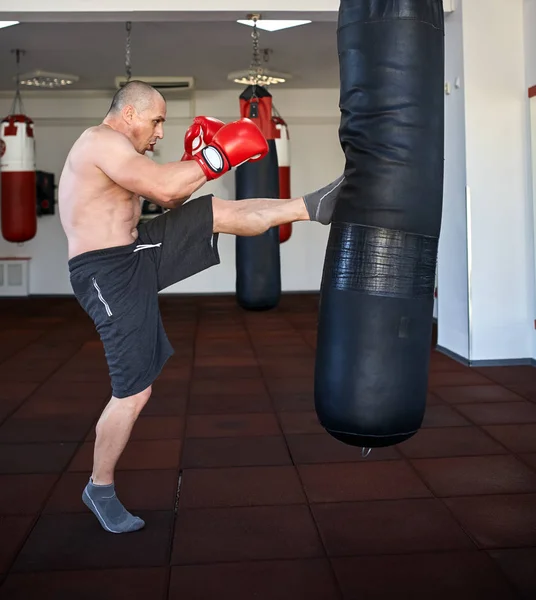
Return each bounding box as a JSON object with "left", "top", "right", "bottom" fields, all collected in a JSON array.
[{"left": 59, "top": 125, "right": 141, "bottom": 259}]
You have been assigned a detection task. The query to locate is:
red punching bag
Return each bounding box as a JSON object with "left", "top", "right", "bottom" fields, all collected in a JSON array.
[
  {"left": 1, "top": 112, "right": 37, "bottom": 243},
  {"left": 272, "top": 115, "right": 292, "bottom": 244}
]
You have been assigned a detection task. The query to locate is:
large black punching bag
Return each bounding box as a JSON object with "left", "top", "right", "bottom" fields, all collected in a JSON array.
[
  {"left": 315, "top": 0, "right": 445, "bottom": 448},
  {"left": 235, "top": 86, "right": 281, "bottom": 311}
]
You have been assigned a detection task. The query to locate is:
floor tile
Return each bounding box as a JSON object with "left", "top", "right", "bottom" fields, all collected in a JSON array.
[
  {"left": 520, "top": 453, "right": 536, "bottom": 470},
  {"left": 429, "top": 354, "right": 468, "bottom": 372},
  {"left": 44, "top": 470, "right": 178, "bottom": 513},
  {"left": 272, "top": 392, "right": 315, "bottom": 412},
  {"left": 455, "top": 402, "right": 536, "bottom": 425},
  {"left": 190, "top": 379, "right": 267, "bottom": 395},
  {"left": 421, "top": 405, "right": 471, "bottom": 428},
  {"left": 0, "top": 398, "right": 27, "bottom": 426},
  {"left": 26, "top": 381, "right": 111, "bottom": 403},
  {"left": 426, "top": 392, "right": 444, "bottom": 405},
  {"left": 12, "top": 511, "right": 173, "bottom": 572},
  {"left": 140, "top": 393, "right": 187, "bottom": 417},
  {"left": 193, "top": 356, "right": 258, "bottom": 367},
  {"left": 507, "top": 383, "right": 536, "bottom": 403},
  {"left": 179, "top": 466, "right": 306, "bottom": 508},
  {"left": 312, "top": 499, "right": 474, "bottom": 556},
  {"left": 181, "top": 436, "right": 291, "bottom": 468},
  {"left": 428, "top": 371, "right": 493, "bottom": 387},
  {"left": 476, "top": 366, "right": 536, "bottom": 385},
  {"left": 489, "top": 548, "right": 536, "bottom": 600},
  {"left": 0, "top": 443, "right": 78, "bottom": 474},
  {"left": 483, "top": 424, "right": 536, "bottom": 453},
  {"left": 0, "top": 416, "right": 94, "bottom": 443},
  {"left": 68, "top": 440, "right": 182, "bottom": 472},
  {"left": 169, "top": 559, "right": 340, "bottom": 600},
  {"left": 0, "top": 567, "right": 168, "bottom": 600},
  {"left": 185, "top": 413, "right": 280, "bottom": 438},
  {"left": 192, "top": 366, "right": 262, "bottom": 379},
  {"left": 279, "top": 411, "right": 325, "bottom": 435},
  {"left": 172, "top": 505, "right": 324, "bottom": 564},
  {"left": 187, "top": 393, "right": 273, "bottom": 415},
  {"left": 150, "top": 379, "right": 189, "bottom": 401},
  {"left": 288, "top": 433, "right": 401, "bottom": 463},
  {"left": 0, "top": 474, "right": 58, "bottom": 515},
  {"left": 298, "top": 461, "right": 431, "bottom": 503},
  {"left": 0, "top": 359, "right": 65, "bottom": 383},
  {"left": 434, "top": 385, "right": 523, "bottom": 404},
  {"left": 0, "top": 382, "right": 39, "bottom": 403},
  {"left": 265, "top": 378, "right": 314, "bottom": 394},
  {"left": 332, "top": 551, "right": 517, "bottom": 600},
  {"left": 397, "top": 426, "right": 507, "bottom": 458},
  {"left": 0, "top": 516, "right": 34, "bottom": 574},
  {"left": 13, "top": 397, "right": 105, "bottom": 418},
  {"left": 444, "top": 494, "right": 536, "bottom": 548},
  {"left": 85, "top": 416, "right": 184, "bottom": 441},
  {"left": 411, "top": 455, "right": 536, "bottom": 496}
]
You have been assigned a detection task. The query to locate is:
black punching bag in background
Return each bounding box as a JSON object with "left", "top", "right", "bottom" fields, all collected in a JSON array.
[
  {"left": 235, "top": 86, "right": 281, "bottom": 311},
  {"left": 315, "top": 0, "right": 445, "bottom": 448}
]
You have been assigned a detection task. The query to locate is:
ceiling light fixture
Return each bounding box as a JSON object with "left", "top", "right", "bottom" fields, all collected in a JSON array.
[
  {"left": 17, "top": 70, "right": 79, "bottom": 88},
  {"left": 229, "top": 15, "right": 292, "bottom": 87},
  {"left": 0, "top": 21, "right": 19, "bottom": 30},
  {"left": 228, "top": 69, "right": 291, "bottom": 86},
  {"left": 237, "top": 19, "right": 311, "bottom": 32}
]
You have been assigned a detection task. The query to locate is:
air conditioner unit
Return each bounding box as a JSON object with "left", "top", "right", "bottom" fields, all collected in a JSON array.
[{"left": 114, "top": 76, "right": 195, "bottom": 95}]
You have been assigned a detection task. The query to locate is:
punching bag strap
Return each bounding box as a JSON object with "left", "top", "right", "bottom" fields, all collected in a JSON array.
[
  {"left": 248, "top": 97, "right": 260, "bottom": 119},
  {"left": 9, "top": 49, "right": 26, "bottom": 117}
]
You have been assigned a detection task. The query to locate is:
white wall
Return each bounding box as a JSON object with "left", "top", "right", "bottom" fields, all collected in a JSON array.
[
  {"left": 525, "top": 0, "right": 536, "bottom": 87},
  {"left": 437, "top": 6, "right": 470, "bottom": 359},
  {"left": 526, "top": 0, "right": 536, "bottom": 357},
  {"left": 461, "top": 0, "right": 532, "bottom": 361},
  {"left": 0, "top": 88, "right": 344, "bottom": 295}
]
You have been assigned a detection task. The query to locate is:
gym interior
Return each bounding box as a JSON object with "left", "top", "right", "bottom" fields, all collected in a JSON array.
[{"left": 0, "top": 0, "right": 536, "bottom": 597}]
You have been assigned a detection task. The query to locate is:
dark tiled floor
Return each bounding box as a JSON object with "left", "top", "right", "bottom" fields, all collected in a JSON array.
[{"left": 0, "top": 295, "right": 535, "bottom": 599}]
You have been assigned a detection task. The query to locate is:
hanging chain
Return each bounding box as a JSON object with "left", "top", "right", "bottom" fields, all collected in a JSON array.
[
  {"left": 248, "top": 16, "right": 263, "bottom": 86},
  {"left": 9, "top": 49, "right": 25, "bottom": 115},
  {"left": 125, "top": 21, "right": 132, "bottom": 81}
]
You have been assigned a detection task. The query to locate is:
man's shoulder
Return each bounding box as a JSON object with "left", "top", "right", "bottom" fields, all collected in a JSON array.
[
  {"left": 72, "top": 125, "right": 134, "bottom": 169},
  {"left": 83, "top": 124, "right": 129, "bottom": 145}
]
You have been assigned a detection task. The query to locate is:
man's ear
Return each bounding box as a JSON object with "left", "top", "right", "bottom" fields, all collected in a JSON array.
[{"left": 122, "top": 104, "right": 135, "bottom": 123}]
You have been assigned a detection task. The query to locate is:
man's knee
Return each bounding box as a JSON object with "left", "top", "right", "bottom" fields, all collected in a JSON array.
[{"left": 114, "top": 385, "right": 152, "bottom": 416}]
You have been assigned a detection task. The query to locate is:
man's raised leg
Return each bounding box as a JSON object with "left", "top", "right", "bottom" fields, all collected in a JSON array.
[
  {"left": 212, "top": 175, "right": 344, "bottom": 236},
  {"left": 82, "top": 386, "right": 152, "bottom": 534}
]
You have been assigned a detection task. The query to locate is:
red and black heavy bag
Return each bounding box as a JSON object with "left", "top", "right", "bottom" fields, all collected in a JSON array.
[
  {"left": 235, "top": 85, "right": 281, "bottom": 310},
  {"left": 1, "top": 113, "right": 37, "bottom": 242},
  {"left": 315, "top": 0, "right": 445, "bottom": 448},
  {"left": 272, "top": 115, "right": 292, "bottom": 243}
]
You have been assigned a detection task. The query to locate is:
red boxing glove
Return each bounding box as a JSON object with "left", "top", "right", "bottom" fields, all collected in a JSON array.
[
  {"left": 181, "top": 116, "right": 225, "bottom": 161},
  {"left": 193, "top": 118, "right": 269, "bottom": 181}
]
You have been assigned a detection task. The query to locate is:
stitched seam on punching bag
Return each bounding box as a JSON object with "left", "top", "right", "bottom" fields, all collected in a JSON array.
[{"left": 333, "top": 221, "right": 438, "bottom": 239}]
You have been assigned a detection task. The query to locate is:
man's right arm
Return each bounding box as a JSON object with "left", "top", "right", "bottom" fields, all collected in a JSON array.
[{"left": 94, "top": 129, "right": 207, "bottom": 207}]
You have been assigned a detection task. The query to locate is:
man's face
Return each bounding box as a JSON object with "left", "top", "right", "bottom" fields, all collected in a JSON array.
[{"left": 129, "top": 93, "right": 167, "bottom": 154}]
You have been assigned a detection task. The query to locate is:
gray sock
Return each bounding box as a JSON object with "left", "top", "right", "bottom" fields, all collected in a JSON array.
[
  {"left": 303, "top": 174, "right": 345, "bottom": 225},
  {"left": 82, "top": 479, "right": 145, "bottom": 534}
]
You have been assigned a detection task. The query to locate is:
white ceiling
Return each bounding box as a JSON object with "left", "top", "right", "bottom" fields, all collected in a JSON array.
[{"left": 0, "top": 19, "right": 340, "bottom": 91}]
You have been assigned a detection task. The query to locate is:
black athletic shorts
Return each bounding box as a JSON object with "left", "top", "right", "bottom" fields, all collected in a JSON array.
[{"left": 68, "top": 194, "right": 220, "bottom": 398}]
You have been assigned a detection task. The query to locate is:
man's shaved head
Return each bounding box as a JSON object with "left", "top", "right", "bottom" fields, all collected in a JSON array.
[
  {"left": 108, "top": 80, "right": 164, "bottom": 115},
  {"left": 103, "top": 79, "right": 167, "bottom": 155}
]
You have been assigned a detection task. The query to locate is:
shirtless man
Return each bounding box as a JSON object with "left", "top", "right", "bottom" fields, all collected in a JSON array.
[{"left": 59, "top": 80, "right": 343, "bottom": 534}]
